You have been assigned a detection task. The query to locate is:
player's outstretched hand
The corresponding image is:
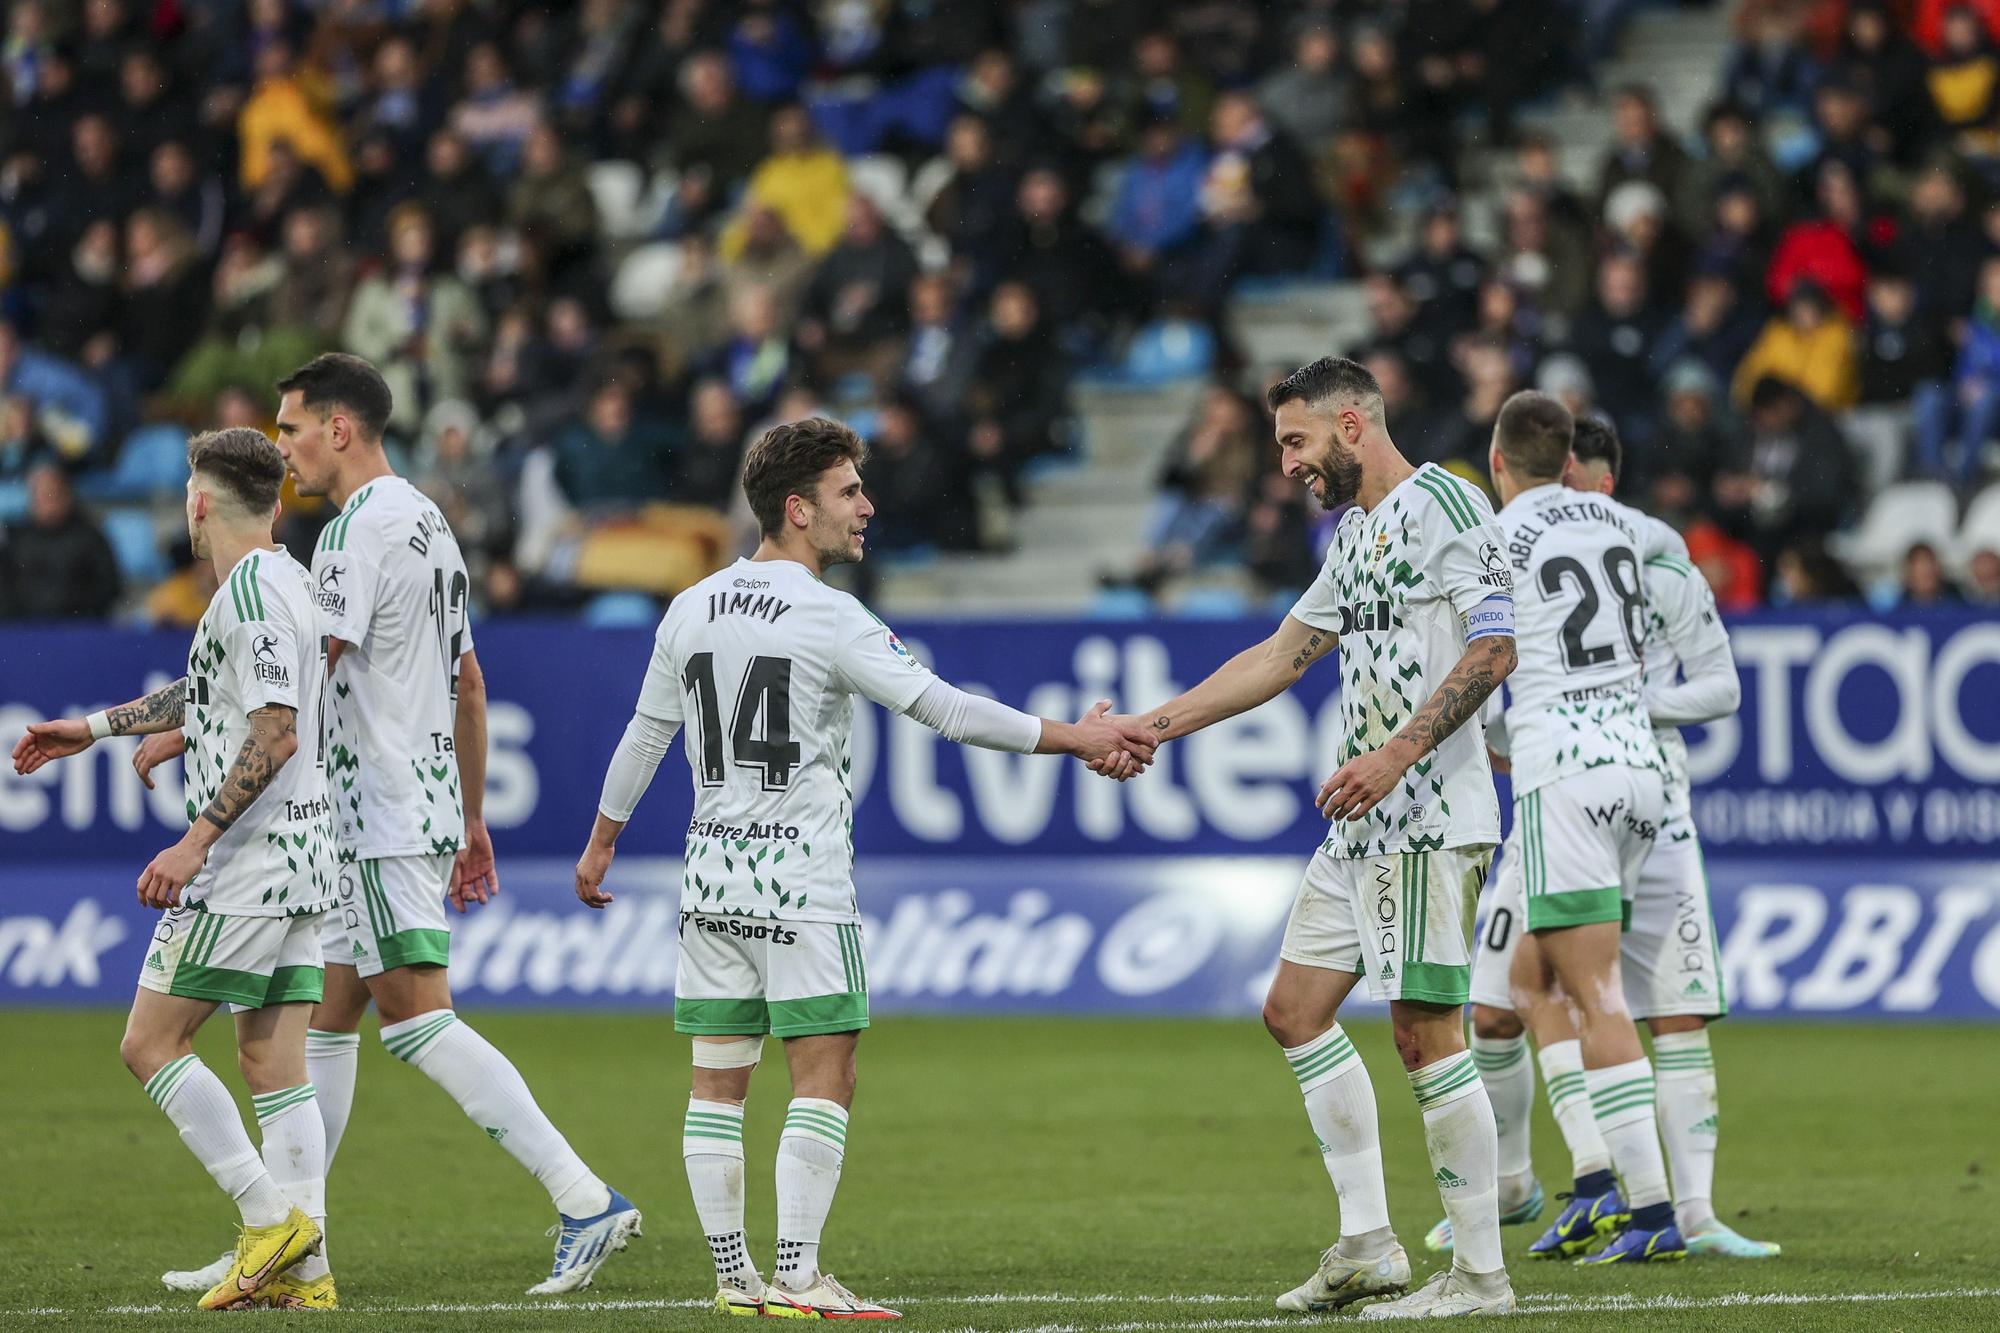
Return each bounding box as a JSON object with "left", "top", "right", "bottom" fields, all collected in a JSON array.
[
  {"left": 449, "top": 818, "right": 501, "bottom": 913},
  {"left": 132, "top": 729, "right": 187, "bottom": 790},
  {"left": 575, "top": 842, "right": 616, "bottom": 910},
  {"left": 137, "top": 836, "right": 204, "bottom": 908},
  {"left": 1070, "top": 701, "right": 1156, "bottom": 780},
  {"left": 13, "top": 718, "right": 93, "bottom": 775},
  {"left": 1316, "top": 743, "right": 1411, "bottom": 822}
]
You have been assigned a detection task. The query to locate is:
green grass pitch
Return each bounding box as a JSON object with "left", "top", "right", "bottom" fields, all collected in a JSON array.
[{"left": 3, "top": 1012, "right": 1996, "bottom": 1330}]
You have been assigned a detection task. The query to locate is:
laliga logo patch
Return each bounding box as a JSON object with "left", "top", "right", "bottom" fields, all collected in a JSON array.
[{"left": 887, "top": 631, "right": 918, "bottom": 667}]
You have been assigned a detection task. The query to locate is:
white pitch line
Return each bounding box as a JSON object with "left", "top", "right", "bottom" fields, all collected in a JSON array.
[{"left": 13, "top": 1285, "right": 2000, "bottom": 1320}]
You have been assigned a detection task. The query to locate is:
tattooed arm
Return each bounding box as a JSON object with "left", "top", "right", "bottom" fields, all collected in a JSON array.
[
  {"left": 1089, "top": 616, "right": 1336, "bottom": 779},
  {"left": 136, "top": 705, "right": 299, "bottom": 907},
  {"left": 1316, "top": 635, "right": 1516, "bottom": 822},
  {"left": 10, "top": 678, "right": 188, "bottom": 777},
  {"left": 106, "top": 678, "right": 189, "bottom": 735}
]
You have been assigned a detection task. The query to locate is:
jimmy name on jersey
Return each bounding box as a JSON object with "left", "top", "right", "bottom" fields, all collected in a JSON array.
[
  {"left": 312, "top": 476, "right": 475, "bottom": 862},
  {"left": 1498, "top": 482, "right": 1669, "bottom": 795},
  {"left": 1290, "top": 463, "right": 1511, "bottom": 860},
  {"left": 182, "top": 548, "right": 337, "bottom": 917},
  {"left": 634, "top": 558, "right": 936, "bottom": 924},
  {"left": 1642, "top": 547, "right": 1730, "bottom": 826}
]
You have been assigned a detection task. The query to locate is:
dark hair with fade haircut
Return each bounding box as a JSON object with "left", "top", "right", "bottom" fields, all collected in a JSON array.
[
  {"left": 741, "top": 416, "right": 870, "bottom": 537},
  {"left": 1266, "top": 356, "right": 1385, "bottom": 422},
  {"left": 275, "top": 352, "right": 393, "bottom": 442},
  {"left": 1570, "top": 414, "right": 1622, "bottom": 485},
  {"left": 188, "top": 427, "right": 287, "bottom": 513},
  {"left": 1493, "top": 389, "right": 1574, "bottom": 480}
]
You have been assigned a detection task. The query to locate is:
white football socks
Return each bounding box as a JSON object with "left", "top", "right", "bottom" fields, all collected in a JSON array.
[
  {"left": 255, "top": 1083, "right": 330, "bottom": 1279},
  {"left": 1587, "top": 1057, "right": 1671, "bottom": 1212},
  {"left": 1284, "top": 1026, "right": 1393, "bottom": 1256},
  {"left": 304, "top": 1029, "right": 359, "bottom": 1172},
  {"left": 1410, "top": 1052, "right": 1503, "bottom": 1277},
  {"left": 684, "top": 1099, "right": 757, "bottom": 1288},
  {"left": 775, "top": 1099, "right": 848, "bottom": 1289},
  {"left": 1537, "top": 1039, "right": 1611, "bottom": 1181},
  {"left": 1469, "top": 1033, "right": 1535, "bottom": 1199},
  {"left": 144, "top": 1055, "right": 291, "bottom": 1226},
  {"left": 1652, "top": 1029, "right": 1720, "bottom": 1231},
  {"left": 380, "top": 1009, "right": 611, "bottom": 1218}
]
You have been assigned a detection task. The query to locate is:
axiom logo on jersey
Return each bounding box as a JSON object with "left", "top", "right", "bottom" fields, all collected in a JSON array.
[
  {"left": 679, "top": 912, "right": 800, "bottom": 946},
  {"left": 731, "top": 577, "right": 770, "bottom": 590},
  {"left": 1332, "top": 599, "right": 1396, "bottom": 636}
]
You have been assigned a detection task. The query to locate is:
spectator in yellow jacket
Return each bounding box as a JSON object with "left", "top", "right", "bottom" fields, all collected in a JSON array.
[
  {"left": 237, "top": 40, "right": 353, "bottom": 195},
  {"left": 721, "top": 105, "right": 849, "bottom": 259},
  {"left": 1732, "top": 278, "right": 1859, "bottom": 412}
]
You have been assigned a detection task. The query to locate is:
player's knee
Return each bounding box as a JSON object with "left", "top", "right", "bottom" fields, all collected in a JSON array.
[
  {"left": 1471, "top": 1005, "right": 1524, "bottom": 1041},
  {"left": 119, "top": 1030, "right": 173, "bottom": 1081},
  {"left": 1261, "top": 994, "right": 1321, "bottom": 1049}
]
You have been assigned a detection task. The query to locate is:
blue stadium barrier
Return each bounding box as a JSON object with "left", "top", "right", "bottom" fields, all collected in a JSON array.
[{"left": 5, "top": 611, "right": 1998, "bottom": 1019}]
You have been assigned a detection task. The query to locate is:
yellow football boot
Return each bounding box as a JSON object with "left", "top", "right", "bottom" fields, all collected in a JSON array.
[
  {"left": 196, "top": 1207, "right": 322, "bottom": 1310},
  {"left": 257, "top": 1271, "right": 337, "bottom": 1310}
]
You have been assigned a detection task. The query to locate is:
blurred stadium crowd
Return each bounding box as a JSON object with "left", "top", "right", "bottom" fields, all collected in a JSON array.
[{"left": 2, "top": 0, "right": 2000, "bottom": 623}]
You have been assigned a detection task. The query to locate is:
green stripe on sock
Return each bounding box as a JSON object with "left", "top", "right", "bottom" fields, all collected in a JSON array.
[
  {"left": 784, "top": 1108, "right": 850, "bottom": 1134},
  {"left": 1412, "top": 1052, "right": 1475, "bottom": 1091},
  {"left": 144, "top": 1054, "right": 198, "bottom": 1106},
  {"left": 784, "top": 1111, "right": 848, "bottom": 1141},
  {"left": 1289, "top": 1035, "right": 1357, "bottom": 1083},
  {"left": 253, "top": 1084, "right": 317, "bottom": 1124},
  {"left": 384, "top": 1012, "right": 457, "bottom": 1061},
  {"left": 1413, "top": 1054, "right": 1480, "bottom": 1105}
]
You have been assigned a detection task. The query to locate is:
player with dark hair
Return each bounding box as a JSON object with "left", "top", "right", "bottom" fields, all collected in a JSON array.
[
  {"left": 576, "top": 416, "right": 1158, "bottom": 1318},
  {"left": 1484, "top": 391, "right": 1691, "bottom": 1265},
  {"left": 1098, "top": 357, "right": 1521, "bottom": 1319},
  {"left": 1427, "top": 413, "right": 1778, "bottom": 1261}
]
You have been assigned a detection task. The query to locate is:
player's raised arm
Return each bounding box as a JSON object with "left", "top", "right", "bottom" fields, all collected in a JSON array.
[
  {"left": 12, "top": 677, "right": 189, "bottom": 775},
  {"left": 1118, "top": 612, "right": 1335, "bottom": 757},
  {"left": 450, "top": 646, "right": 499, "bottom": 910},
  {"left": 834, "top": 605, "right": 1159, "bottom": 774}
]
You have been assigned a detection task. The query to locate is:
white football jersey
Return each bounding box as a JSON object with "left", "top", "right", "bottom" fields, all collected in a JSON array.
[
  {"left": 1497, "top": 482, "right": 1673, "bottom": 795},
  {"left": 634, "top": 557, "right": 937, "bottom": 923},
  {"left": 182, "top": 548, "right": 338, "bottom": 916},
  {"left": 1290, "top": 463, "right": 1513, "bottom": 860},
  {"left": 311, "top": 476, "right": 475, "bottom": 863},
  {"left": 1642, "top": 547, "right": 1731, "bottom": 828}
]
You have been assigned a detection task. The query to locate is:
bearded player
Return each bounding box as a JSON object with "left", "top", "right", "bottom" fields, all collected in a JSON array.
[{"left": 1100, "top": 357, "right": 1519, "bottom": 1319}]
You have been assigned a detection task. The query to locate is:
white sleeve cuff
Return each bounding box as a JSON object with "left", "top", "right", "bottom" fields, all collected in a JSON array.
[
  {"left": 597, "top": 711, "right": 682, "bottom": 822},
  {"left": 900, "top": 678, "right": 1043, "bottom": 753}
]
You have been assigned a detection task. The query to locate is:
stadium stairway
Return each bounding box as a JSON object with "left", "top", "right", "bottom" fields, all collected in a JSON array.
[{"left": 878, "top": 6, "right": 1734, "bottom": 616}]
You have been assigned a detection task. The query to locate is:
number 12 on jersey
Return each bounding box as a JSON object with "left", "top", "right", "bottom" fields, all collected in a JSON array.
[{"left": 683, "top": 652, "right": 801, "bottom": 790}]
